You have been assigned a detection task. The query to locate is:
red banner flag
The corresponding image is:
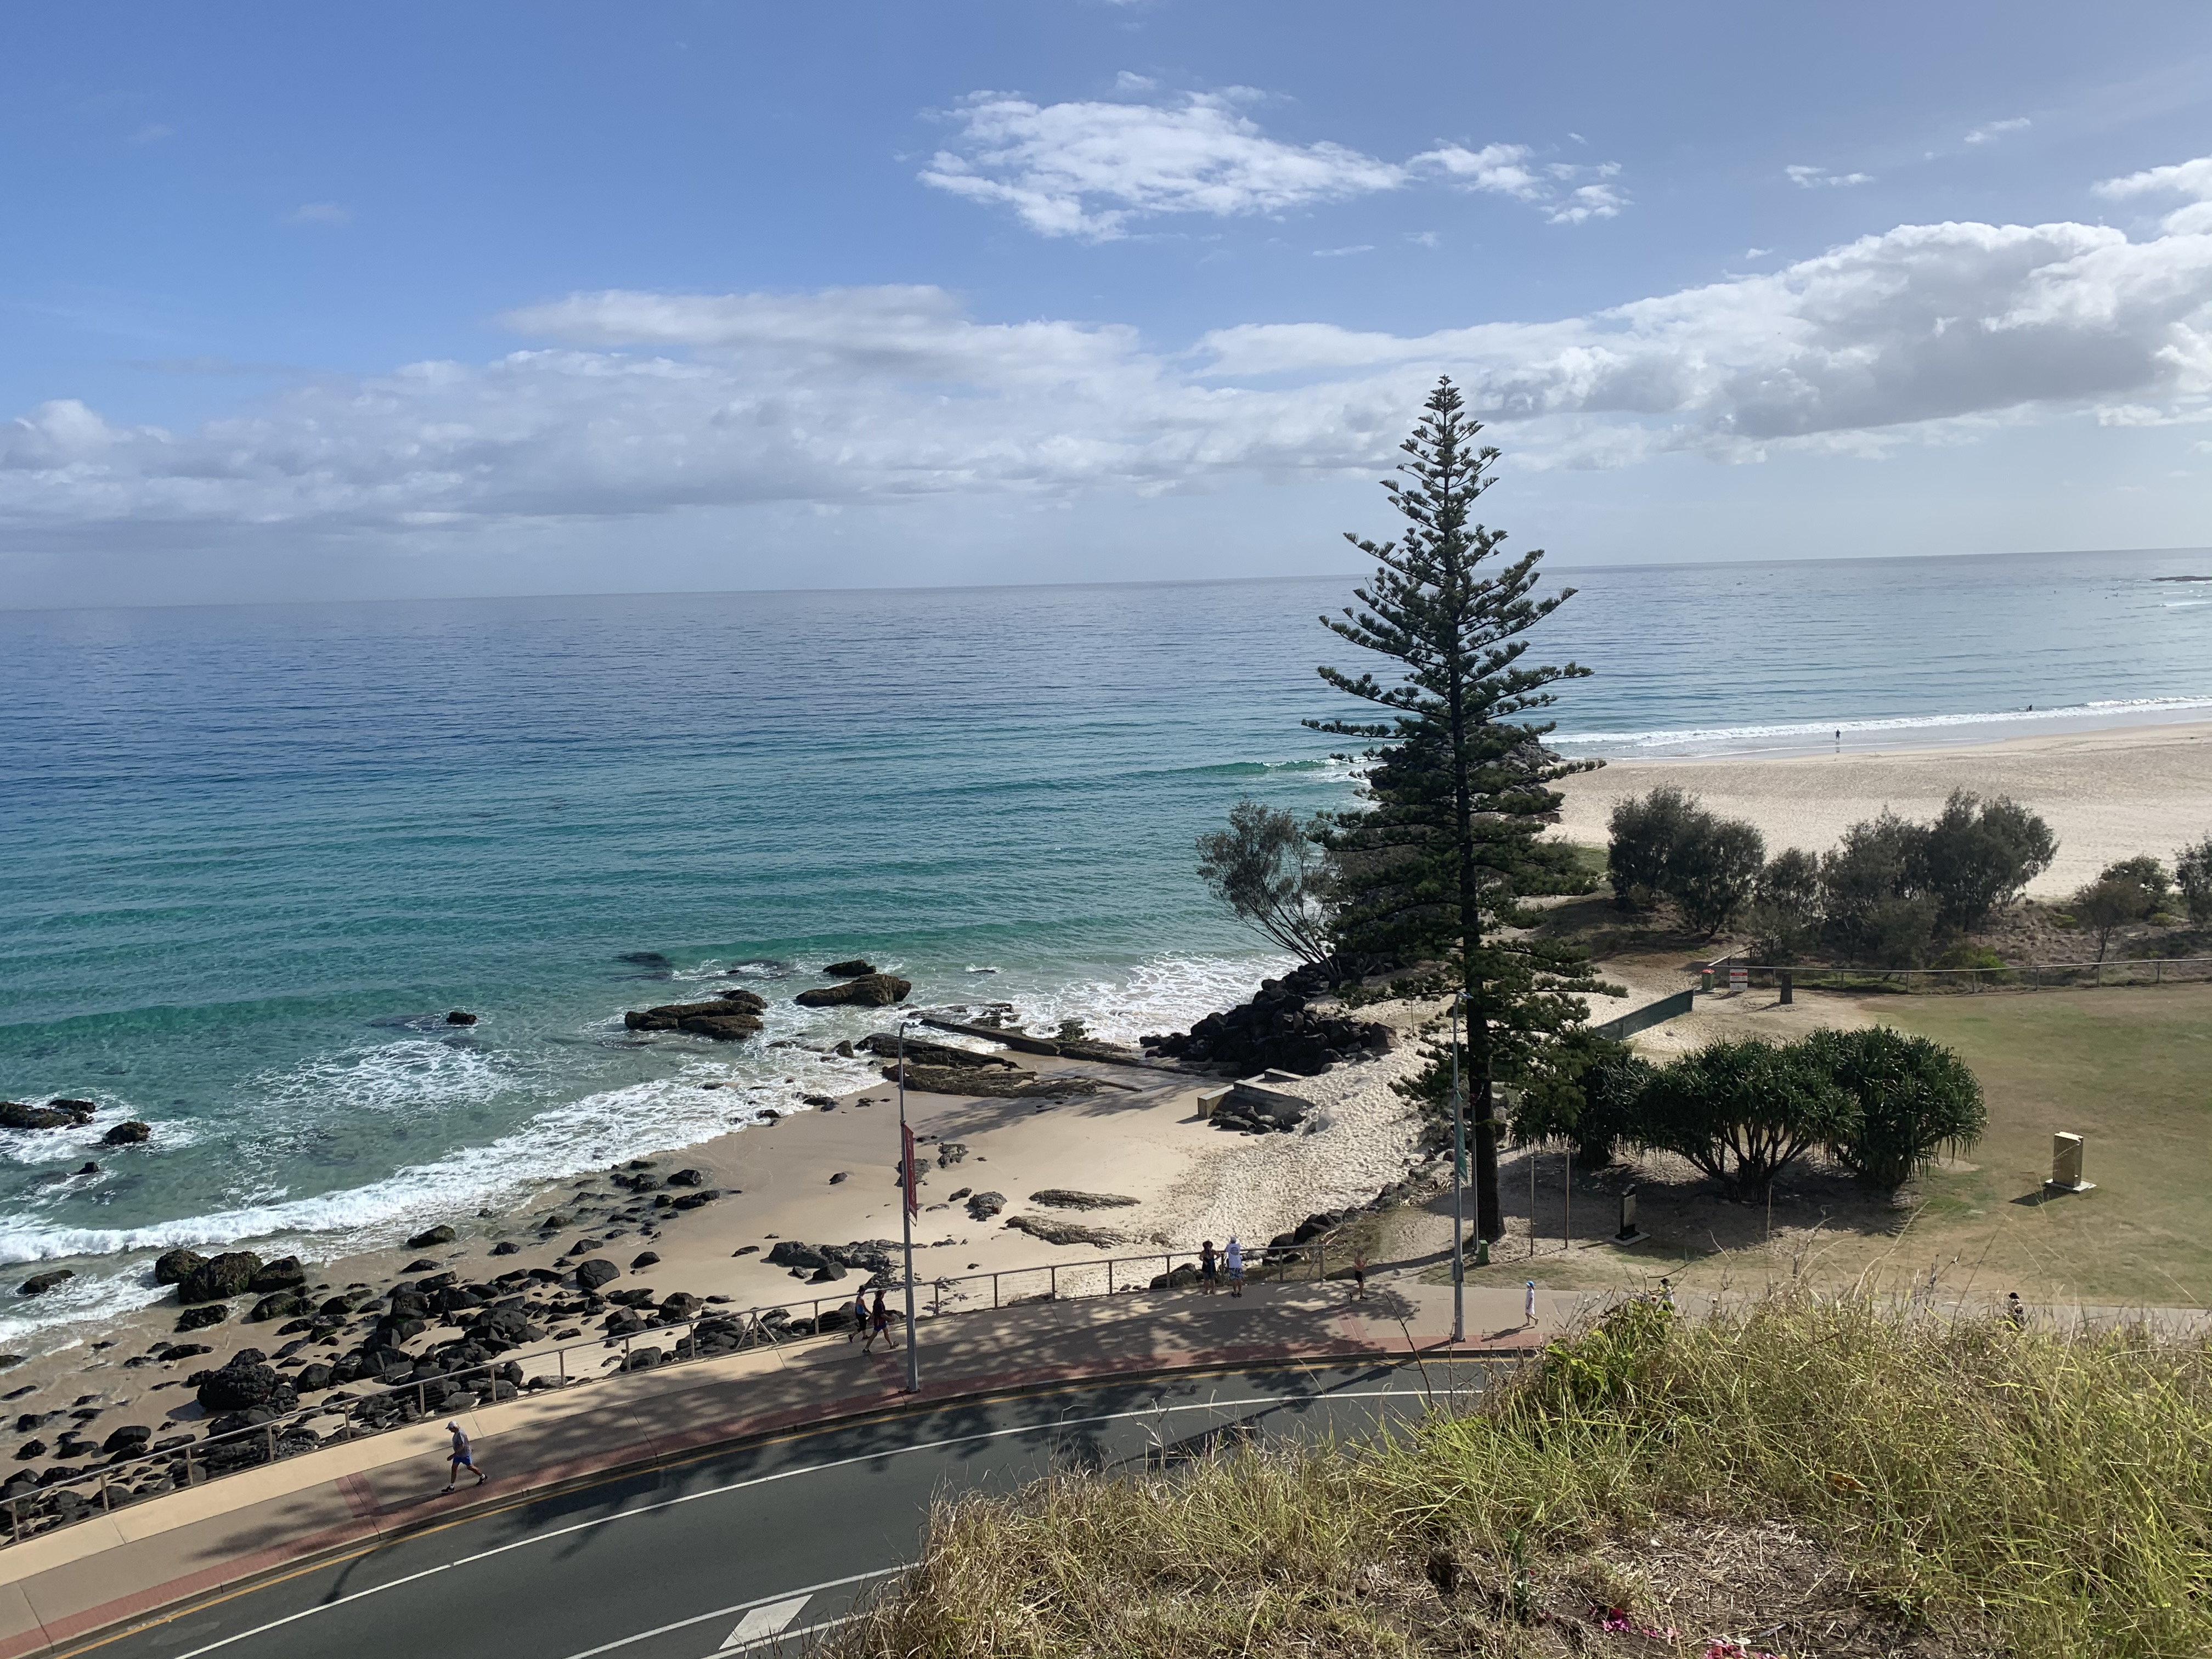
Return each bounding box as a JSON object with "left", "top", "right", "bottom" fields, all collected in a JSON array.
[{"left": 901, "top": 1121, "right": 919, "bottom": 1218}]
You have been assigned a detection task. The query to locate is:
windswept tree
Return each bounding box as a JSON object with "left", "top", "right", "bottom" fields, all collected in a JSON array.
[
  {"left": 1313, "top": 376, "right": 1602, "bottom": 1243},
  {"left": 1195, "top": 800, "right": 1333, "bottom": 966}
]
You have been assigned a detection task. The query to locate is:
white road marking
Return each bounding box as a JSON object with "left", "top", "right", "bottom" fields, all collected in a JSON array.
[
  {"left": 154, "top": 1384, "right": 1438, "bottom": 1659},
  {"left": 550, "top": 1572, "right": 894, "bottom": 1659},
  {"left": 721, "top": 1596, "right": 809, "bottom": 1646},
  {"left": 712, "top": 1612, "right": 857, "bottom": 1655}
]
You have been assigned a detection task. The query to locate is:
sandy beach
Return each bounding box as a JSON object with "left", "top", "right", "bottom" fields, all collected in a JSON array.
[{"left": 1554, "top": 719, "right": 2212, "bottom": 896}]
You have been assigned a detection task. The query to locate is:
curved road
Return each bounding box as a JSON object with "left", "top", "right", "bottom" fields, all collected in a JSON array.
[{"left": 67, "top": 1359, "right": 1498, "bottom": 1659}]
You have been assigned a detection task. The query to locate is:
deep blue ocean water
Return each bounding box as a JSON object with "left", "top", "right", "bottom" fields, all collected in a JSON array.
[{"left": 2, "top": 546, "right": 2209, "bottom": 1346}]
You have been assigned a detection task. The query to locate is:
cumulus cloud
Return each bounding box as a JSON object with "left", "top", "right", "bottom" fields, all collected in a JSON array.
[
  {"left": 1966, "top": 117, "right": 2031, "bottom": 145},
  {"left": 7, "top": 158, "right": 2212, "bottom": 542},
  {"left": 918, "top": 88, "right": 1615, "bottom": 238}
]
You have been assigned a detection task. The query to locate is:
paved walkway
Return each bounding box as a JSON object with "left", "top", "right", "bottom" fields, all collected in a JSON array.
[{"left": 0, "top": 1272, "right": 1588, "bottom": 1657}]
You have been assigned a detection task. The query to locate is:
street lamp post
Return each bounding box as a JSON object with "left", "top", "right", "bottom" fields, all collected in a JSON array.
[
  {"left": 895, "top": 1020, "right": 922, "bottom": 1394},
  {"left": 1448, "top": 992, "right": 1466, "bottom": 1345}
]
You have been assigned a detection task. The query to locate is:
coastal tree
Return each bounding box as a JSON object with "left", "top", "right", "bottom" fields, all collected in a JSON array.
[
  {"left": 1605, "top": 787, "right": 1700, "bottom": 910},
  {"left": 1746, "top": 847, "right": 1823, "bottom": 962},
  {"left": 1195, "top": 800, "right": 1334, "bottom": 966},
  {"left": 1638, "top": 1038, "right": 1851, "bottom": 1200},
  {"left": 1668, "top": 815, "right": 1767, "bottom": 939},
  {"left": 2178, "top": 835, "right": 2212, "bottom": 924},
  {"left": 1911, "top": 790, "right": 2057, "bottom": 933},
  {"left": 1311, "top": 376, "right": 1604, "bottom": 1243},
  {"left": 2070, "top": 859, "right": 2163, "bottom": 959},
  {"left": 1803, "top": 1025, "right": 1985, "bottom": 1192}
]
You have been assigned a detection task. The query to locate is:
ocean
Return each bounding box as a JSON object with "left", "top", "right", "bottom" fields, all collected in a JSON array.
[{"left": 2, "top": 546, "right": 2209, "bottom": 1347}]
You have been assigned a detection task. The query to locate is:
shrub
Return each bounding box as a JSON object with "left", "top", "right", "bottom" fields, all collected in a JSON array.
[
  {"left": 1668, "top": 816, "right": 1767, "bottom": 939},
  {"left": 1638, "top": 1039, "right": 1851, "bottom": 1198},
  {"left": 1912, "top": 789, "right": 2057, "bottom": 933},
  {"left": 1746, "top": 846, "right": 1822, "bottom": 962},
  {"left": 1802, "top": 1025, "right": 1986, "bottom": 1190},
  {"left": 1605, "top": 786, "right": 1700, "bottom": 910},
  {"left": 2072, "top": 867, "right": 2160, "bottom": 960},
  {"left": 1819, "top": 811, "right": 1926, "bottom": 963},
  {"left": 2178, "top": 834, "right": 2212, "bottom": 924},
  {"left": 2100, "top": 854, "right": 2172, "bottom": 909},
  {"left": 1195, "top": 800, "right": 1333, "bottom": 964},
  {"left": 1508, "top": 1035, "right": 1652, "bottom": 1167}
]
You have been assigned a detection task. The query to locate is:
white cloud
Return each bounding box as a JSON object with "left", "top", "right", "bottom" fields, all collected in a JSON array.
[
  {"left": 1965, "top": 117, "right": 2030, "bottom": 145},
  {"left": 285, "top": 202, "right": 351, "bottom": 227},
  {"left": 1312, "top": 244, "right": 1374, "bottom": 257},
  {"left": 9, "top": 157, "right": 2212, "bottom": 543},
  {"left": 1786, "top": 165, "right": 1874, "bottom": 189},
  {"left": 919, "top": 88, "right": 1615, "bottom": 238}
]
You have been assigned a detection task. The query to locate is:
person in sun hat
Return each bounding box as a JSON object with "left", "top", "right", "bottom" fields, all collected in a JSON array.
[{"left": 442, "top": 1420, "right": 486, "bottom": 1493}]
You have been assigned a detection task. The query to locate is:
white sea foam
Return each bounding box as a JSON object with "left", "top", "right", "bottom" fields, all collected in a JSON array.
[
  {"left": 1005, "top": 951, "right": 1294, "bottom": 1046},
  {"left": 1553, "top": 696, "right": 2212, "bottom": 754}
]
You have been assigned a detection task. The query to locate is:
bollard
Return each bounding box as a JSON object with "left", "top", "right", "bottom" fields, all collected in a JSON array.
[
  {"left": 1107, "top": 1259, "right": 1114, "bottom": 1295},
  {"left": 266, "top": 1423, "right": 278, "bottom": 1464},
  {"left": 98, "top": 1472, "right": 110, "bottom": 1513},
  {"left": 1049, "top": 1265, "right": 1057, "bottom": 1301},
  {"left": 7, "top": 1497, "right": 18, "bottom": 1545},
  {"left": 1779, "top": 970, "right": 1793, "bottom": 1005}
]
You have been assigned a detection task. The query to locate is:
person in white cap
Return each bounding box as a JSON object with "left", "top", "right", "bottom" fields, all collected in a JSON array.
[
  {"left": 1524, "top": 1280, "right": 1537, "bottom": 1328},
  {"left": 442, "top": 1420, "right": 486, "bottom": 1493}
]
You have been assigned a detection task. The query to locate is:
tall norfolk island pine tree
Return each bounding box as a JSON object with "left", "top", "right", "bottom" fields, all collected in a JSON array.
[{"left": 1312, "top": 377, "right": 1604, "bottom": 1243}]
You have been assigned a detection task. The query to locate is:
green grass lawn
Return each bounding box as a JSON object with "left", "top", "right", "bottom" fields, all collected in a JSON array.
[{"left": 1870, "top": 982, "right": 2212, "bottom": 1306}]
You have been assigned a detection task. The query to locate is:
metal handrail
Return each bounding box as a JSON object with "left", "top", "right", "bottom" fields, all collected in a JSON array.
[
  {"left": 1702, "top": 954, "right": 2212, "bottom": 991},
  {"left": 0, "top": 1235, "right": 1352, "bottom": 1545}
]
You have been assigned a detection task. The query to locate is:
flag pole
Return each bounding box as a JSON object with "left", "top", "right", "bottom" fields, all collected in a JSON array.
[{"left": 897, "top": 1019, "right": 921, "bottom": 1394}]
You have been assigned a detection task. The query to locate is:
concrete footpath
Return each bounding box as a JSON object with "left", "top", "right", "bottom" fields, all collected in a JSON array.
[{"left": 0, "top": 1273, "right": 1591, "bottom": 1658}]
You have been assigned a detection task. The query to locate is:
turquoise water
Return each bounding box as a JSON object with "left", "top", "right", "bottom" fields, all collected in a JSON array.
[{"left": 2, "top": 549, "right": 2209, "bottom": 1346}]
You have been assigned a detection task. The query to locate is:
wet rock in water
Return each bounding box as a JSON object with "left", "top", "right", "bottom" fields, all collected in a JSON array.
[
  {"left": 803, "top": 1094, "right": 837, "bottom": 1108},
  {"left": 100, "top": 1121, "right": 152, "bottom": 1146},
  {"left": 402, "top": 1257, "right": 439, "bottom": 1273},
  {"left": 833, "top": 1041, "right": 856, "bottom": 1059},
  {"left": 177, "top": 1251, "right": 262, "bottom": 1305},
  {"left": 860, "top": 1034, "right": 1017, "bottom": 1070},
  {"left": 574, "top": 1259, "right": 620, "bottom": 1291},
  {"left": 407, "top": 1225, "right": 457, "bottom": 1250},
  {"left": 617, "top": 951, "right": 674, "bottom": 972},
  {"left": 964, "top": 1191, "right": 1006, "bottom": 1222},
  {"left": 18, "top": 1270, "right": 74, "bottom": 1296},
  {"left": 75, "top": 1162, "right": 100, "bottom": 1176},
  {"left": 666, "top": 1169, "right": 705, "bottom": 1188},
  {"left": 624, "top": 991, "right": 768, "bottom": 1040},
  {"left": 1028, "top": 1189, "right": 1138, "bottom": 1210},
  {"left": 249, "top": 1257, "right": 307, "bottom": 1294},
  {"left": 445, "top": 1011, "right": 478, "bottom": 1026},
  {"left": 629, "top": 1251, "right": 659, "bottom": 1271},
  {"left": 489, "top": 1241, "right": 521, "bottom": 1256},
  {"left": 794, "top": 974, "right": 912, "bottom": 1009},
  {"left": 0, "top": 1101, "right": 94, "bottom": 1131},
  {"left": 246, "top": 1291, "right": 309, "bottom": 1324},
  {"left": 176, "top": 1305, "right": 228, "bottom": 1333},
  {"left": 822, "top": 959, "right": 877, "bottom": 977}
]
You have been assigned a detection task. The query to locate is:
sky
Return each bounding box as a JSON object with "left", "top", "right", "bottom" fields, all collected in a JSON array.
[{"left": 5, "top": 1, "right": 2212, "bottom": 607}]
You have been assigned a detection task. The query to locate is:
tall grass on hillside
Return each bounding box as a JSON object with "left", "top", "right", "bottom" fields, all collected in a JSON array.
[{"left": 825, "top": 1296, "right": 2212, "bottom": 1658}]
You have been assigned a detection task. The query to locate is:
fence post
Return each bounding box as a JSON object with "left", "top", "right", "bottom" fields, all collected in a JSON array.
[
  {"left": 558, "top": 1346, "right": 567, "bottom": 1384},
  {"left": 98, "top": 1472, "right": 110, "bottom": 1513},
  {"left": 992, "top": 1273, "right": 1000, "bottom": 1310},
  {"left": 1049, "top": 1265, "right": 1058, "bottom": 1301},
  {"left": 267, "top": 1421, "right": 278, "bottom": 1464},
  {"left": 1107, "top": 1259, "right": 1114, "bottom": 1295},
  {"left": 7, "top": 1497, "right": 18, "bottom": 1544}
]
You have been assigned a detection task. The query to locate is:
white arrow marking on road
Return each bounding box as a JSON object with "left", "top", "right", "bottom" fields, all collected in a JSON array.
[{"left": 721, "top": 1596, "right": 809, "bottom": 1647}]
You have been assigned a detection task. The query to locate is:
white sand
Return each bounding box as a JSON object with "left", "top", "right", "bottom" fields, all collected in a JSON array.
[{"left": 1553, "top": 720, "right": 2212, "bottom": 897}]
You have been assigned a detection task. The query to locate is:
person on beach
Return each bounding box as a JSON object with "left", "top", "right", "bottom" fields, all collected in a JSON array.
[
  {"left": 865, "top": 1288, "right": 893, "bottom": 1352},
  {"left": 2006, "top": 1291, "right": 2027, "bottom": 1330},
  {"left": 1224, "top": 1237, "right": 1244, "bottom": 1297},
  {"left": 1351, "top": 1252, "right": 1368, "bottom": 1302},
  {"left": 847, "top": 1284, "right": 869, "bottom": 1343},
  {"left": 1523, "top": 1279, "right": 1537, "bottom": 1328},
  {"left": 442, "top": 1421, "right": 485, "bottom": 1493},
  {"left": 1199, "top": 1240, "right": 1218, "bottom": 1294}
]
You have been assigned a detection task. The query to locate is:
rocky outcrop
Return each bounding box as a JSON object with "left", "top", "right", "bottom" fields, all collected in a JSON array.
[
  {"left": 194, "top": 1350, "right": 298, "bottom": 1415},
  {"left": 1029, "top": 1189, "right": 1138, "bottom": 1210},
  {"left": 153, "top": 1248, "right": 207, "bottom": 1286},
  {"left": 16, "top": 1271, "right": 72, "bottom": 1297},
  {"left": 176, "top": 1305, "right": 228, "bottom": 1332},
  {"left": 445, "top": 1010, "right": 478, "bottom": 1026},
  {"left": 822, "top": 959, "right": 877, "bottom": 977},
  {"left": 624, "top": 989, "right": 768, "bottom": 1040},
  {"left": 407, "top": 1225, "right": 456, "bottom": 1249},
  {"left": 574, "top": 1259, "right": 620, "bottom": 1291},
  {"left": 1140, "top": 974, "right": 1393, "bottom": 1076},
  {"left": 965, "top": 1191, "right": 1005, "bottom": 1221},
  {"left": 859, "top": 1034, "right": 1017, "bottom": 1069},
  {"left": 765, "top": 1240, "right": 895, "bottom": 1276},
  {"left": 0, "top": 1101, "right": 94, "bottom": 1131},
  {"left": 101, "top": 1121, "right": 152, "bottom": 1146},
  {"left": 1003, "top": 1215, "right": 1128, "bottom": 1248},
  {"left": 795, "top": 974, "right": 912, "bottom": 1008},
  {"left": 177, "top": 1252, "right": 263, "bottom": 1305},
  {"left": 884, "top": 1063, "right": 1102, "bottom": 1099}
]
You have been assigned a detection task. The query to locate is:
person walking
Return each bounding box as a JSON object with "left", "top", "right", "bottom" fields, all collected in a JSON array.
[
  {"left": 864, "top": 1288, "right": 891, "bottom": 1353},
  {"left": 1198, "top": 1239, "right": 1218, "bottom": 1294},
  {"left": 441, "top": 1420, "right": 485, "bottom": 1493},
  {"left": 1350, "top": 1251, "right": 1368, "bottom": 1302},
  {"left": 1523, "top": 1279, "right": 1537, "bottom": 1329},
  {"left": 847, "top": 1283, "right": 869, "bottom": 1343},
  {"left": 1224, "top": 1236, "right": 1245, "bottom": 1297}
]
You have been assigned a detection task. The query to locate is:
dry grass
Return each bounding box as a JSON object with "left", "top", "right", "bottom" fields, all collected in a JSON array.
[{"left": 824, "top": 1294, "right": 2212, "bottom": 1658}]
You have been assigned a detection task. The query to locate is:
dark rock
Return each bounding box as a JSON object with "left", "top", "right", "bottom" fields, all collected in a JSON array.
[
  {"left": 964, "top": 1192, "right": 1006, "bottom": 1221},
  {"left": 822, "top": 959, "right": 877, "bottom": 977},
  {"left": 18, "top": 1270, "right": 74, "bottom": 1296},
  {"left": 178, "top": 1251, "right": 262, "bottom": 1305},
  {"left": 76, "top": 1162, "right": 101, "bottom": 1176},
  {"left": 490, "top": 1241, "right": 521, "bottom": 1256},
  {"left": 936, "top": 1142, "right": 969, "bottom": 1167},
  {"left": 658, "top": 1292, "right": 703, "bottom": 1321},
  {"left": 1028, "top": 1189, "right": 1138, "bottom": 1210},
  {"left": 153, "top": 1248, "right": 208, "bottom": 1286},
  {"left": 889, "top": 1063, "right": 1101, "bottom": 1100},
  {"left": 248, "top": 1257, "right": 307, "bottom": 1294},
  {"left": 402, "top": 1258, "right": 439, "bottom": 1273},
  {"left": 765, "top": 1241, "right": 828, "bottom": 1270},
  {"left": 196, "top": 1356, "right": 297, "bottom": 1415},
  {"left": 1003, "top": 1215, "right": 1128, "bottom": 1248},
  {"left": 629, "top": 1251, "right": 659, "bottom": 1271},
  {"left": 12, "top": 1441, "right": 43, "bottom": 1461},
  {"left": 621, "top": 1347, "right": 663, "bottom": 1372},
  {"left": 624, "top": 992, "right": 768, "bottom": 1039},
  {"left": 794, "top": 974, "right": 912, "bottom": 1009},
  {"left": 101, "top": 1121, "right": 152, "bottom": 1146},
  {"left": 12, "top": 1413, "right": 49, "bottom": 1432},
  {"left": 100, "top": 1425, "right": 151, "bottom": 1455},
  {"left": 828, "top": 1171, "right": 848, "bottom": 1186},
  {"left": 165, "top": 1342, "right": 213, "bottom": 1362},
  {"left": 445, "top": 1011, "right": 478, "bottom": 1026},
  {"left": 295, "top": 1363, "right": 334, "bottom": 1392},
  {"left": 246, "top": 1291, "right": 309, "bottom": 1324},
  {"left": 808, "top": 1263, "right": 847, "bottom": 1283},
  {"left": 574, "top": 1259, "right": 619, "bottom": 1291},
  {"left": 406, "top": 1226, "right": 456, "bottom": 1250},
  {"left": 802, "top": 1094, "right": 837, "bottom": 1108},
  {"left": 859, "top": 1034, "right": 1018, "bottom": 1070},
  {"left": 666, "top": 1168, "right": 705, "bottom": 1187},
  {"left": 672, "top": 1190, "right": 718, "bottom": 1210},
  {"left": 0, "top": 1101, "right": 94, "bottom": 1131}
]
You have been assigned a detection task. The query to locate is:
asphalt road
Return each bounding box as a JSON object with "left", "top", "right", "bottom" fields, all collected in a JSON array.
[{"left": 67, "top": 1358, "right": 1499, "bottom": 1659}]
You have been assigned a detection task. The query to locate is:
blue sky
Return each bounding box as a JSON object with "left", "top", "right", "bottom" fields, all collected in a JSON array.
[{"left": 6, "top": 1, "right": 2212, "bottom": 605}]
